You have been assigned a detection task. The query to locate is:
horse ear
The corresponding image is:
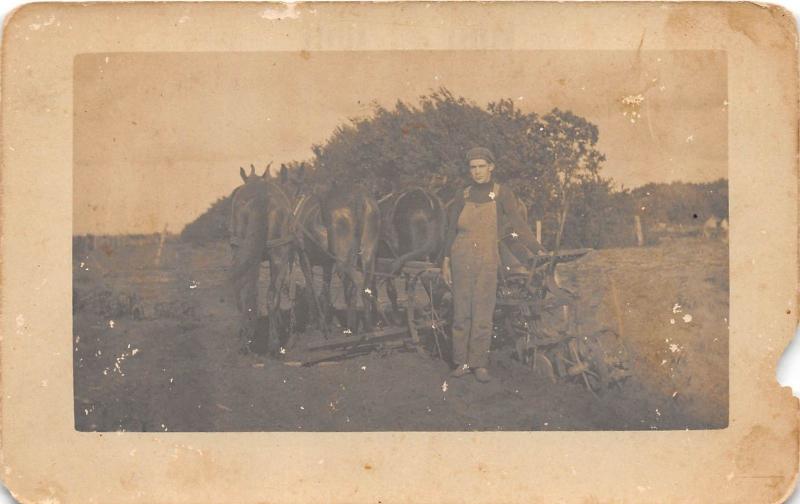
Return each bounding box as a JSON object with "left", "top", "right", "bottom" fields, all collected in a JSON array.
[
  {"left": 249, "top": 164, "right": 256, "bottom": 176},
  {"left": 240, "top": 167, "right": 247, "bottom": 182},
  {"left": 280, "top": 164, "right": 288, "bottom": 184},
  {"left": 263, "top": 161, "right": 273, "bottom": 178}
]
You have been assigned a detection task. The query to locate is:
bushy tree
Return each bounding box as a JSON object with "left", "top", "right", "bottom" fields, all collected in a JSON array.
[
  {"left": 180, "top": 89, "right": 728, "bottom": 250},
  {"left": 310, "top": 89, "right": 611, "bottom": 249},
  {"left": 313, "top": 90, "right": 548, "bottom": 192}
]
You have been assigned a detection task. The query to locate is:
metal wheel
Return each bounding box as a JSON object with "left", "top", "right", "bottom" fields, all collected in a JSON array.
[
  {"left": 407, "top": 270, "right": 451, "bottom": 359},
  {"left": 576, "top": 329, "right": 633, "bottom": 392}
]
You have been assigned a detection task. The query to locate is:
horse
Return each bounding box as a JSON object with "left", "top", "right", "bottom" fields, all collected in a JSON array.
[
  {"left": 378, "top": 186, "right": 447, "bottom": 272},
  {"left": 228, "top": 164, "right": 294, "bottom": 355},
  {"left": 321, "top": 184, "right": 381, "bottom": 332},
  {"left": 278, "top": 164, "right": 381, "bottom": 334},
  {"left": 377, "top": 186, "right": 447, "bottom": 318}
]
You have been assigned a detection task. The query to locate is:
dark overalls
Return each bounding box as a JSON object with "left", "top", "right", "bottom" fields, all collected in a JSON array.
[{"left": 450, "top": 184, "right": 499, "bottom": 369}]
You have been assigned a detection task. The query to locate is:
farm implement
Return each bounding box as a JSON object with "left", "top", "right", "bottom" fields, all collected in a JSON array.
[
  {"left": 292, "top": 249, "right": 633, "bottom": 393},
  {"left": 494, "top": 250, "right": 633, "bottom": 394}
]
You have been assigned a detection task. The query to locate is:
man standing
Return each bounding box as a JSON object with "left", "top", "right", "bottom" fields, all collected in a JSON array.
[{"left": 442, "top": 147, "right": 544, "bottom": 383}]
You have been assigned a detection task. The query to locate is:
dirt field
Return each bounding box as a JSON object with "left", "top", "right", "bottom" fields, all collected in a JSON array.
[{"left": 73, "top": 235, "right": 728, "bottom": 431}]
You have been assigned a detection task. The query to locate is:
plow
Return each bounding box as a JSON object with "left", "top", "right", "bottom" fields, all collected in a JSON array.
[
  {"left": 495, "top": 251, "right": 633, "bottom": 394},
  {"left": 287, "top": 249, "right": 633, "bottom": 394}
]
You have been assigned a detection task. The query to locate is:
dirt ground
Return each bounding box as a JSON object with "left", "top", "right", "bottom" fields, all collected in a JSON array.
[{"left": 73, "top": 235, "right": 728, "bottom": 432}]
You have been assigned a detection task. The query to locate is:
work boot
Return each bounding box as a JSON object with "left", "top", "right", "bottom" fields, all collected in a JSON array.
[
  {"left": 474, "top": 367, "right": 491, "bottom": 383},
  {"left": 450, "top": 364, "right": 471, "bottom": 378}
]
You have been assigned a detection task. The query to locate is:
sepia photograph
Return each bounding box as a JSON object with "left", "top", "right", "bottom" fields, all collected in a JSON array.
[
  {"left": 72, "top": 50, "right": 729, "bottom": 432},
  {"left": 3, "top": 2, "right": 799, "bottom": 503}
]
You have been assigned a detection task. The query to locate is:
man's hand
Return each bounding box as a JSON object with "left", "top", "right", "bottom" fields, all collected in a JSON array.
[{"left": 442, "top": 257, "right": 452, "bottom": 286}]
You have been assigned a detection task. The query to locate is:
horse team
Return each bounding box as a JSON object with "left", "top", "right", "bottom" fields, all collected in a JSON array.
[{"left": 229, "top": 164, "right": 446, "bottom": 355}]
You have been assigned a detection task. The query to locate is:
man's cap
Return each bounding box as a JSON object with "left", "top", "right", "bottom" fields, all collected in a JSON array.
[{"left": 465, "top": 147, "right": 495, "bottom": 164}]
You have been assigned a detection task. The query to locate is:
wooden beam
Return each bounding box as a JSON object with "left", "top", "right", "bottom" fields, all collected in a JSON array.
[{"left": 305, "top": 325, "right": 410, "bottom": 350}]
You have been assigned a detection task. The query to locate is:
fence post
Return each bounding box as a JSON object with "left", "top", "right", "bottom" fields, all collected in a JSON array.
[
  {"left": 634, "top": 215, "right": 644, "bottom": 247},
  {"left": 536, "top": 220, "right": 542, "bottom": 244},
  {"left": 155, "top": 225, "right": 168, "bottom": 267}
]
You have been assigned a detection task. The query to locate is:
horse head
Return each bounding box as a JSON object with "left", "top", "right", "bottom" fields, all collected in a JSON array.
[
  {"left": 239, "top": 162, "right": 272, "bottom": 184},
  {"left": 277, "top": 162, "right": 317, "bottom": 204},
  {"left": 230, "top": 162, "right": 282, "bottom": 270}
]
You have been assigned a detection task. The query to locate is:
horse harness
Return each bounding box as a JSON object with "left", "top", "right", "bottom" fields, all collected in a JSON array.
[
  {"left": 376, "top": 187, "right": 442, "bottom": 260},
  {"left": 261, "top": 187, "right": 342, "bottom": 265}
]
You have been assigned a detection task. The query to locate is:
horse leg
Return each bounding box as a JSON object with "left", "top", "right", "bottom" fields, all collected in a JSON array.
[
  {"left": 360, "top": 247, "right": 379, "bottom": 333},
  {"left": 341, "top": 265, "right": 357, "bottom": 333},
  {"left": 298, "top": 249, "right": 326, "bottom": 335},
  {"left": 236, "top": 268, "right": 258, "bottom": 354},
  {"left": 267, "top": 256, "right": 289, "bottom": 355},
  {"left": 386, "top": 278, "right": 400, "bottom": 318},
  {"left": 322, "top": 262, "right": 334, "bottom": 331},
  {"left": 360, "top": 265, "right": 375, "bottom": 332},
  {"left": 370, "top": 274, "right": 381, "bottom": 328},
  {"left": 285, "top": 246, "right": 299, "bottom": 348},
  {"left": 355, "top": 247, "right": 377, "bottom": 332}
]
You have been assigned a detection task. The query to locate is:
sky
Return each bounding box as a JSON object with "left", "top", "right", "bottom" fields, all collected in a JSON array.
[{"left": 74, "top": 50, "right": 726, "bottom": 235}]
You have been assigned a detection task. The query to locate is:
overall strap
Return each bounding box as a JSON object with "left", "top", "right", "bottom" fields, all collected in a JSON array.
[
  {"left": 492, "top": 183, "right": 503, "bottom": 213},
  {"left": 463, "top": 186, "right": 471, "bottom": 200}
]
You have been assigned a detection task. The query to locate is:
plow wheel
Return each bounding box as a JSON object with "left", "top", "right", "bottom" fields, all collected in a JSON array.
[
  {"left": 403, "top": 273, "right": 425, "bottom": 356},
  {"left": 425, "top": 283, "right": 452, "bottom": 362},
  {"left": 549, "top": 331, "right": 633, "bottom": 394},
  {"left": 500, "top": 274, "right": 633, "bottom": 394},
  {"left": 576, "top": 329, "right": 633, "bottom": 391},
  {"left": 499, "top": 273, "right": 573, "bottom": 379},
  {"left": 405, "top": 271, "right": 451, "bottom": 359},
  {"left": 493, "top": 249, "right": 636, "bottom": 394},
  {"left": 567, "top": 339, "right": 598, "bottom": 395},
  {"left": 531, "top": 349, "right": 557, "bottom": 383}
]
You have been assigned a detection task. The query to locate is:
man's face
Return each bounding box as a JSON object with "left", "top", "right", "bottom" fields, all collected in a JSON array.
[{"left": 469, "top": 158, "right": 494, "bottom": 184}]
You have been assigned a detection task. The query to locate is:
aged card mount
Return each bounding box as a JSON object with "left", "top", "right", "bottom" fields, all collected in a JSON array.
[{"left": 1, "top": 2, "right": 799, "bottom": 503}]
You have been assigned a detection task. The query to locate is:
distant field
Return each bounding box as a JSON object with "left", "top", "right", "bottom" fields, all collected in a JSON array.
[{"left": 72, "top": 235, "right": 728, "bottom": 431}]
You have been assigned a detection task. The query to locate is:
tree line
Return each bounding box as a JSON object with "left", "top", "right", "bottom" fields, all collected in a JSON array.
[{"left": 181, "top": 89, "right": 728, "bottom": 249}]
